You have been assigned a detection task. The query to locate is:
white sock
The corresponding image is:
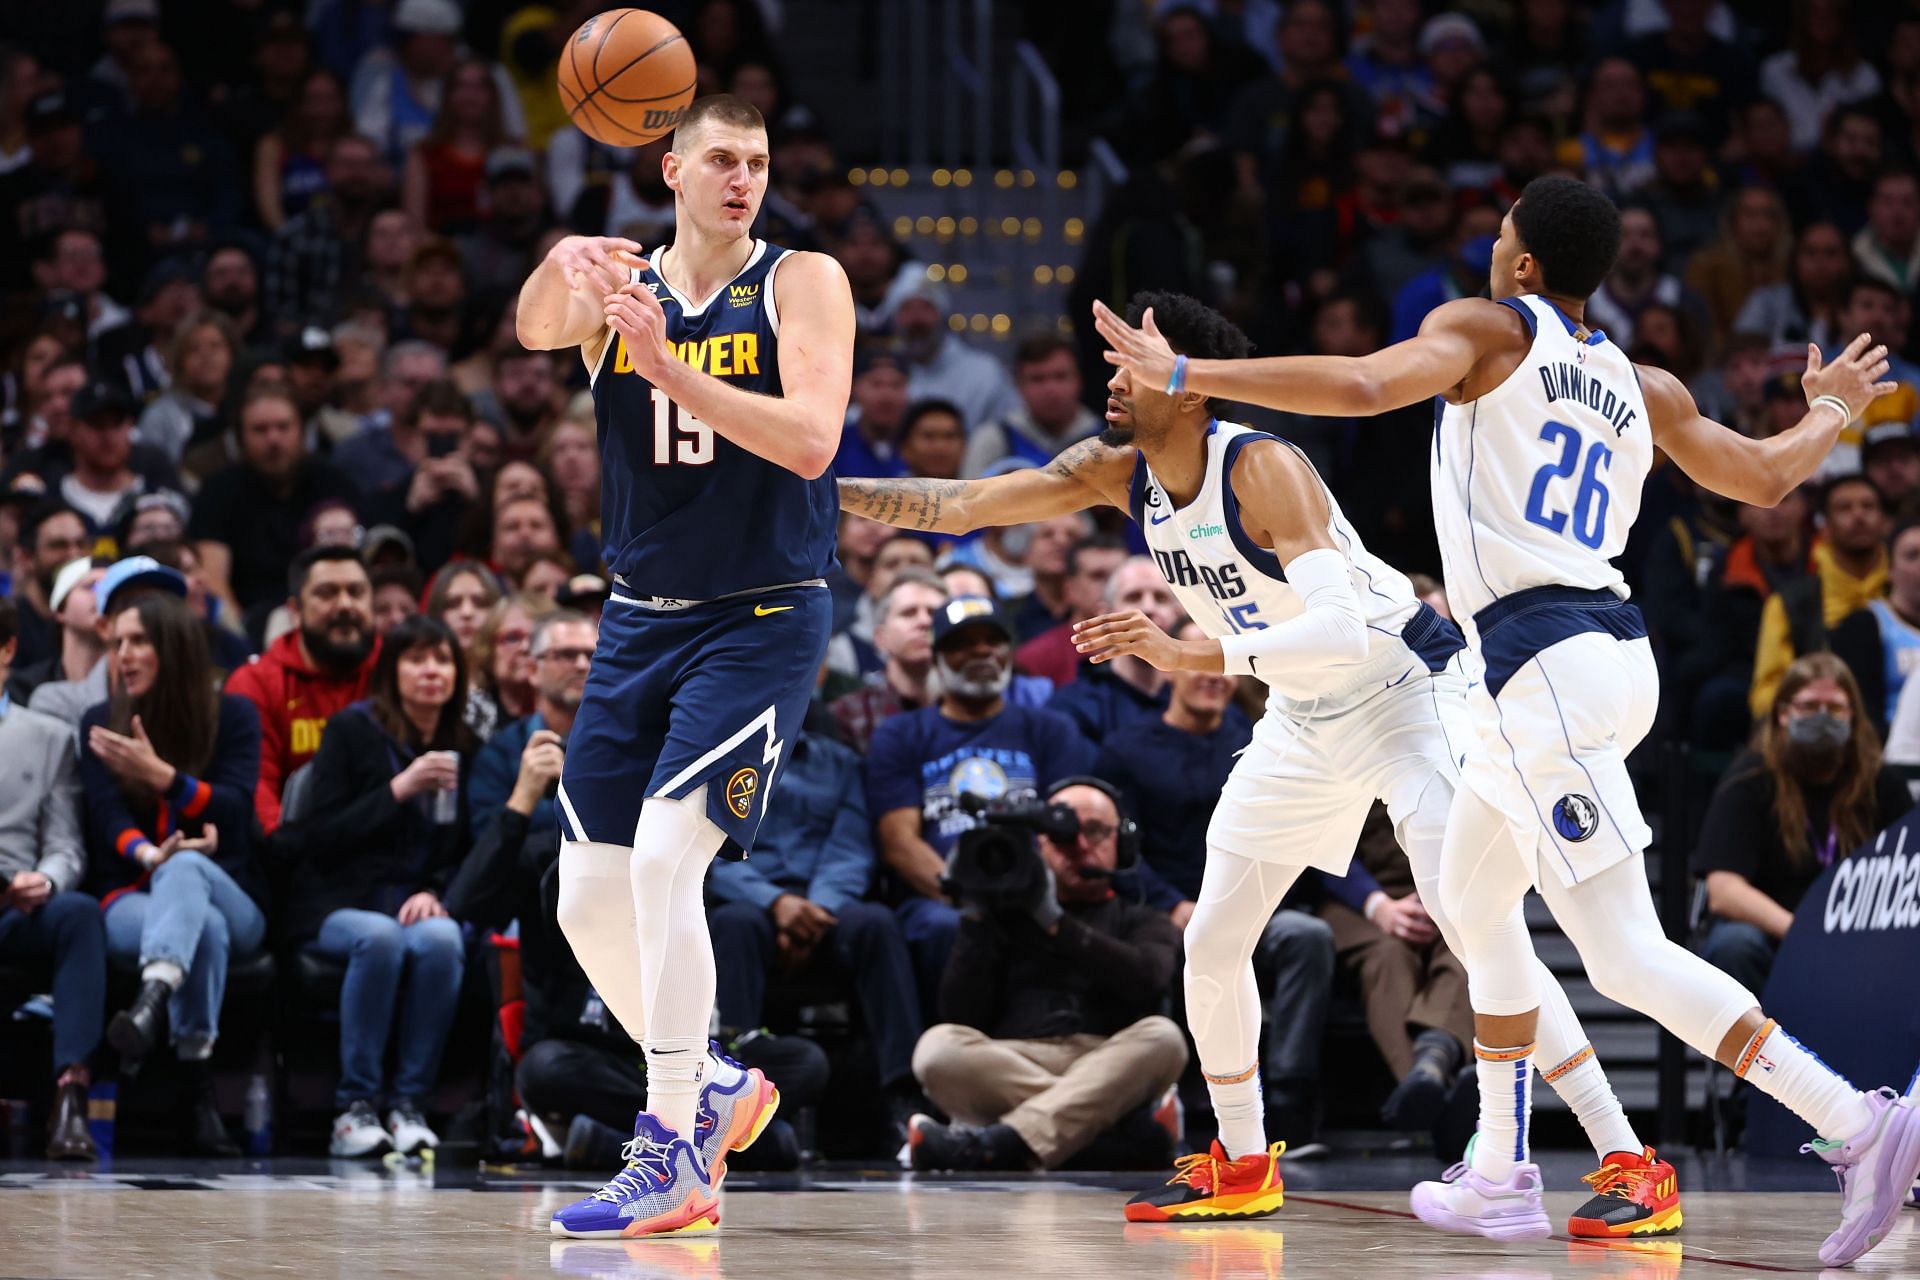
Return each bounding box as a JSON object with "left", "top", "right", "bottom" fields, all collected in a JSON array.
[
  {"left": 1469, "top": 1041, "right": 1534, "bottom": 1181},
  {"left": 1543, "top": 1044, "right": 1642, "bottom": 1160},
  {"left": 644, "top": 1037, "right": 707, "bottom": 1140},
  {"left": 1737, "top": 1020, "right": 1873, "bottom": 1143},
  {"left": 1206, "top": 1062, "right": 1265, "bottom": 1160},
  {"left": 141, "top": 959, "right": 184, "bottom": 989}
]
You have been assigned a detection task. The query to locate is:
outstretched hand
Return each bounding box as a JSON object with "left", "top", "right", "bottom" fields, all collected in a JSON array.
[
  {"left": 550, "top": 234, "right": 642, "bottom": 294},
  {"left": 1091, "top": 301, "right": 1178, "bottom": 391},
  {"left": 1073, "top": 608, "right": 1195, "bottom": 671},
  {"left": 1802, "top": 333, "right": 1896, "bottom": 421}
]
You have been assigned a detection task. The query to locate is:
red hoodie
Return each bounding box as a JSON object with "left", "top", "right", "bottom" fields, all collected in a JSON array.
[{"left": 225, "top": 631, "right": 379, "bottom": 833}]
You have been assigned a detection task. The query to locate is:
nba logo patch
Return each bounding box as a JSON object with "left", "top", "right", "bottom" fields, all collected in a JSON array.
[
  {"left": 1553, "top": 793, "right": 1599, "bottom": 842},
  {"left": 725, "top": 767, "right": 759, "bottom": 820}
]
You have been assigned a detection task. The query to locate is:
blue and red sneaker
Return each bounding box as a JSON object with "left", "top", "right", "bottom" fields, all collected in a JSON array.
[{"left": 549, "top": 1114, "right": 718, "bottom": 1239}]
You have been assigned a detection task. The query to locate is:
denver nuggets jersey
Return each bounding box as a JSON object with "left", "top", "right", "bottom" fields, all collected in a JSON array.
[
  {"left": 1431, "top": 294, "right": 1654, "bottom": 635},
  {"left": 587, "top": 239, "right": 837, "bottom": 600},
  {"left": 1131, "top": 421, "right": 1455, "bottom": 706}
]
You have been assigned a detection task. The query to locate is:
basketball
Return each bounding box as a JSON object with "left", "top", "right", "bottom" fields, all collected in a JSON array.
[{"left": 557, "top": 8, "right": 697, "bottom": 147}]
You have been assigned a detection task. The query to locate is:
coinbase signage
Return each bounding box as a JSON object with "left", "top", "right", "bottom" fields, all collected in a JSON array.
[{"left": 1747, "top": 805, "right": 1920, "bottom": 1156}]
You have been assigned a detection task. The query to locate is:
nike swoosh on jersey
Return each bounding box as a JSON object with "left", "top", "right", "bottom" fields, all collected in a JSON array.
[
  {"left": 1149, "top": 513, "right": 1172, "bottom": 525},
  {"left": 753, "top": 604, "right": 794, "bottom": 616}
]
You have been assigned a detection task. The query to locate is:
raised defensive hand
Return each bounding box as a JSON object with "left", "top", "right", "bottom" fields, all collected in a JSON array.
[
  {"left": 1092, "top": 300, "right": 1178, "bottom": 390},
  {"left": 1802, "top": 332, "right": 1897, "bottom": 421}
]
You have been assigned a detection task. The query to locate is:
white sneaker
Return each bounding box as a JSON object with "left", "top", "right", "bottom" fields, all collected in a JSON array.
[
  {"left": 330, "top": 1100, "right": 392, "bottom": 1158},
  {"left": 386, "top": 1103, "right": 440, "bottom": 1156},
  {"left": 1410, "top": 1157, "right": 1553, "bottom": 1242}
]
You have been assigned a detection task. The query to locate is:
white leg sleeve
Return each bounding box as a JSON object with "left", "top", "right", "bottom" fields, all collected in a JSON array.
[
  {"left": 557, "top": 840, "right": 648, "bottom": 1044},
  {"left": 630, "top": 786, "right": 728, "bottom": 1139}
]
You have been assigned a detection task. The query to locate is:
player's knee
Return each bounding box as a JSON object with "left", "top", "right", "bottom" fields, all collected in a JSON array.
[
  {"left": 1182, "top": 970, "right": 1227, "bottom": 1040},
  {"left": 555, "top": 841, "right": 629, "bottom": 945}
]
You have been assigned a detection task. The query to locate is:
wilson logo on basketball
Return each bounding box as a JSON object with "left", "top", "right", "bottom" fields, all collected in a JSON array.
[
  {"left": 725, "top": 767, "right": 759, "bottom": 819},
  {"left": 644, "top": 106, "right": 687, "bottom": 131}
]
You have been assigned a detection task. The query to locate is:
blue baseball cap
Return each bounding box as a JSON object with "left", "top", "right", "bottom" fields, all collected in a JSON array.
[
  {"left": 931, "top": 595, "right": 1014, "bottom": 651},
  {"left": 99, "top": 555, "right": 188, "bottom": 613}
]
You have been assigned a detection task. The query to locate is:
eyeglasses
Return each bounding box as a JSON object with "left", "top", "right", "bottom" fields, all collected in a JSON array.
[
  {"left": 496, "top": 630, "right": 532, "bottom": 650},
  {"left": 1788, "top": 699, "right": 1851, "bottom": 718},
  {"left": 537, "top": 647, "right": 594, "bottom": 665},
  {"left": 1076, "top": 823, "right": 1118, "bottom": 845}
]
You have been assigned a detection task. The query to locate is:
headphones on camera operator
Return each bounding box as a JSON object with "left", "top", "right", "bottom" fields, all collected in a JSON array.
[{"left": 1044, "top": 775, "right": 1140, "bottom": 871}]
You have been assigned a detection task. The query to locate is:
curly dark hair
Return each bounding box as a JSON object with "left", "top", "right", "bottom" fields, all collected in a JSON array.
[
  {"left": 1511, "top": 176, "right": 1622, "bottom": 301},
  {"left": 1124, "top": 291, "right": 1254, "bottom": 415}
]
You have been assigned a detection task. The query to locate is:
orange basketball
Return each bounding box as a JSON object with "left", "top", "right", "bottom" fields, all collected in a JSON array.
[{"left": 557, "top": 8, "right": 697, "bottom": 147}]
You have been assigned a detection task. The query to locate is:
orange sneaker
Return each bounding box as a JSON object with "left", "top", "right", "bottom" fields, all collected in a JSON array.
[
  {"left": 1124, "top": 1141, "right": 1286, "bottom": 1222},
  {"left": 1567, "top": 1147, "right": 1682, "bottom": 1237}
]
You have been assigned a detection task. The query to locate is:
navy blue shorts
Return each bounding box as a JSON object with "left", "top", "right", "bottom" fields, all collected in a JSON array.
[{"left": 558, "top": 581, "right": 831, "bottom": 856}]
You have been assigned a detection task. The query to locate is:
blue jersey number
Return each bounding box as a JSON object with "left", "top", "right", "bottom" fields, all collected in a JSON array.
[
  {"left": 649, "top": 386, "right": 714, "bottom": 466},
  {"left": 1523, "top": 421, "right": 1612, "bottom": 550},
  {"left": 1221, "top": 602, "right": 1267, "bottom": 634}
]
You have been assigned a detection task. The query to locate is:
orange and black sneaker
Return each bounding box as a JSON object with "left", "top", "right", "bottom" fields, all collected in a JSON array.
[
  {"left": 1124, "top": 1141, "right": 1286, "bottom": 1222},
  {"left": 1567, "top": 1147, "right": 1682, "bottom": 1237}
]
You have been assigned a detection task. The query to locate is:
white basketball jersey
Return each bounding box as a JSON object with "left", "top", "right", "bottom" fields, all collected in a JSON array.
[
  {"left": 1431, "top": 294, "right": 1654, "bottom": 635},
  {"left": 1133, "top": 421, "right": 1424, "bottom": 706}
]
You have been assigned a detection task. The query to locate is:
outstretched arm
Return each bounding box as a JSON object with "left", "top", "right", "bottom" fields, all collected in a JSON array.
[
  {"left": 1093, "top": 297, "right": 1512, "bottom": 417},
  {"left": 1072, "top": 440, "right": 1366, "bottom": 675},
  {"left": 516, "top": 235, "right": 641, "bottom": 351},
  {"left": 605, "top": 251, "right": 853, "bottom": 479},
  {"left": 1647, "top": 334, "right": 1894, "bottom": 507},
  {"left": 837, "top": 436, "right": 1133, "bottom": 534}
]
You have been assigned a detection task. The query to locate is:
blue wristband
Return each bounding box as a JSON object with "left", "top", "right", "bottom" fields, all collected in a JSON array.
[{"left": 1165, "top": 354, "right": 1188, "bottom": 397}]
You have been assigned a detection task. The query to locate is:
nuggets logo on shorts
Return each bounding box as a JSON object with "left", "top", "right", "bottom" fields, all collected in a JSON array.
[
  {"left": 725, "top": 767, "right": 759, "bottom": 819},
  {"left": 1553, "top": 793, "right": 1600, "bottom": 842}
]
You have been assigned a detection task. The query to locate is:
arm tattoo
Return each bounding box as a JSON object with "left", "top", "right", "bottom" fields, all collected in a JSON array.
[
  {"left": 1047, "top": 438, "right": 1107, "bottom": 481},
  {"left": 837, "top": 477, "right": 969, "bottom": 531}
]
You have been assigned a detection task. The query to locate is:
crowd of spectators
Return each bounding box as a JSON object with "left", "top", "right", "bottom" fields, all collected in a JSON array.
[{"left": 3, "top": 0, "right": 1920, "bottom": 1165}]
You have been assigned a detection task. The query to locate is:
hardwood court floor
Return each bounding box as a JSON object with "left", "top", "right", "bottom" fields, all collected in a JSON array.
[{"left": 1, "top": 1159, "right": 1916, "bottom": 1279}]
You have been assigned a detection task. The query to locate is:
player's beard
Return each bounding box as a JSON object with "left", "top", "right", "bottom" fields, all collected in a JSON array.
[{"left": 1098, "top": 422, "right": 1135, "bottom": 448}]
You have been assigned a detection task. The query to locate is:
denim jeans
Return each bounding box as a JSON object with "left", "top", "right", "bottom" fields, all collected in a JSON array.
[
  {"left": 0, "top": 890, "right": 105, "bottom": 1072},
  {"left": 103, "top": 852, "right": 266, "bottom": 1057},
  {"left": 308, "top": 910, "right": 465, "bottom": 1110},
  {"left": 895, "top": 894, "right": 961, "bottom": 1019},
  {"left": 1254, "top": 908, "right": 1335, "bottom": 1106},
  {"left": 1699, "top": 918, "right": 1777, "bottom": 998},
  {"left": 711, "top": 898, "right": 925, "bottom": 1087}
]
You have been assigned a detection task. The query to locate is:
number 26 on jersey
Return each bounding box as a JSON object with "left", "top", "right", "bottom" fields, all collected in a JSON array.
[
  {"left": 1523, "top": 420, "right": 1611, "bottom": 550},
  {"left": 649, "top": 386, "right": 714, "bottom": 466}
]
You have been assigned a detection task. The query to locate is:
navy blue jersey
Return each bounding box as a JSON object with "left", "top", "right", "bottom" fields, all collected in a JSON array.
[{"left": 587, "top": 239, "right": 838, "bottom": 599}]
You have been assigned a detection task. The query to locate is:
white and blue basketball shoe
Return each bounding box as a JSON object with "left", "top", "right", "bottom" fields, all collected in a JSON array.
[
  {"left": 549, "top": 1113, "right": 717, "bottom": 1239},
  {"left": 695, "top": 1042, "right": 781, "bottom": 1186}
]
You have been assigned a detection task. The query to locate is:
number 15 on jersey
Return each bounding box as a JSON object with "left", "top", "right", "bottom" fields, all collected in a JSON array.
[{"left": 650, "top": 386, "right": 714, "bottom": 466}]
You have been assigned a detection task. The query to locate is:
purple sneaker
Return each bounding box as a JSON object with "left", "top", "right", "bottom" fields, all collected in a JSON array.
[
  {"left": 1808, "top": 1088, "right": 1920, "bottom": 1268},
  {"left": 1410, "top": 1158, "right": 1553, "bottom": 1242}
]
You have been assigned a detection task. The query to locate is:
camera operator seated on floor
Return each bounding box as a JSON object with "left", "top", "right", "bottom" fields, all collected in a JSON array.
[
  {"left": 275, "top": 614, "right": 474, "bottom": 1160},
  {"left": 1692, "top": 653, "right": 1912, "bottom": 995},
  {"left": 0, "top": 594, "right": 105, "bottom": 1161},
  {"left": 446, "top": 608, "right": 827, "bottom": 1171},
  {"left": 867, "top": 596, "right": 1093, "bottom": 1014},
  {"left": 708, "top": 726, "right": 925, "bottom": 1131},
  {"left": 79, "top": 580, "right": 264, "bottom": 1157},
  {"left": 1092, "top": 625, "right": 1335, "bottom": 1152},
  {"left": 907, "top": 778, "right": 1188, "bottom": 1172}
]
